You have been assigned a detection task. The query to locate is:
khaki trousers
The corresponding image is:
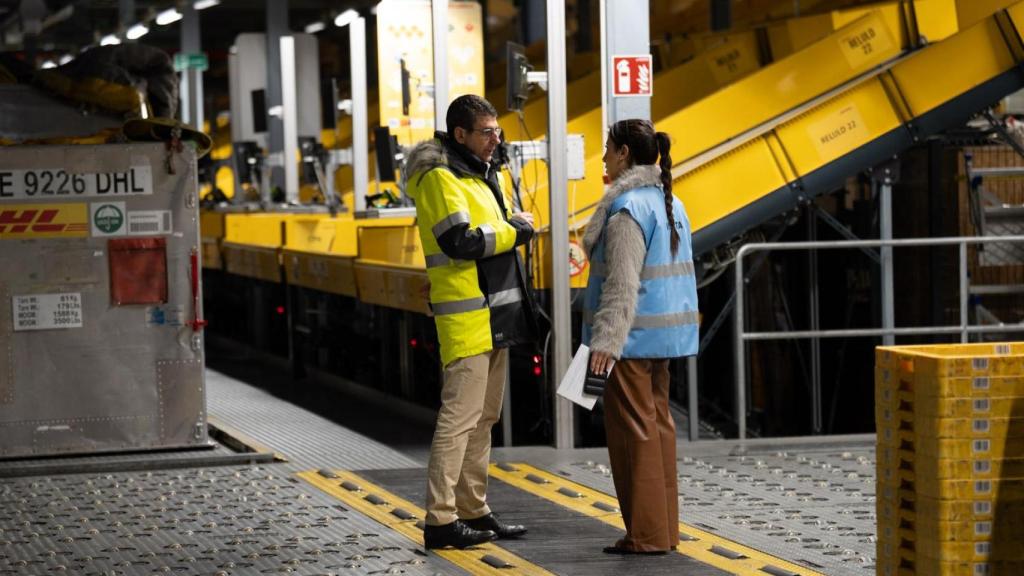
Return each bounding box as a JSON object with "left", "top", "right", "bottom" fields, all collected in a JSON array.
[
  {"left": 604, "top": 358, "right": 680, "bottom": 552},
  {"left": 425, "top": 348, "right": 508, "bottom": 525}
]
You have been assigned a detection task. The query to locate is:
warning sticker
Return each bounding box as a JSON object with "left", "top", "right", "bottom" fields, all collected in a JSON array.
[
  {"left": 569, "top": 241, "right": 588, "bottom": 277},
  {"left": 12, "top": 293, "right": 83, "bottom": 331},
  {"left": 91, "top": 202, "right": 126, "bottom": 237},
  {"left": 0, "top": 203, "right": 89, "bottom": 239}
]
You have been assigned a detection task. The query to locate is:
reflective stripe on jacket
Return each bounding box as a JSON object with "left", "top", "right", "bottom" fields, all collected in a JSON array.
[
  {"left": 406, "top": 133, "right": 537, "bottom": 366},
  {"left": 583, "top": 186, "right": 699, "bottom": 359}
]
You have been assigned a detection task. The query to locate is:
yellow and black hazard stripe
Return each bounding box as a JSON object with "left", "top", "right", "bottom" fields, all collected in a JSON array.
[
  {"left": 489, "top": 463, "right": 826, "bottom": 576},
  {"left": 298, "top": 469, "right": 554, "bottom": 576}
]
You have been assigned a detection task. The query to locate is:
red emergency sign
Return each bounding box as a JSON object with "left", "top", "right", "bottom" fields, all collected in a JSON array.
[{"left": 612, "top": 55, "right": 653, "bottom": 97}]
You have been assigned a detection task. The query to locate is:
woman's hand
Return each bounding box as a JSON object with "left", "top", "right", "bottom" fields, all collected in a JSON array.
[{"left": 589, "top": 350, "right": 614, "bottom": 376}]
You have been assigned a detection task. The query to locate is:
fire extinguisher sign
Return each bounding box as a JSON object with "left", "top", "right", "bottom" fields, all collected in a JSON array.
[{"left": 612, "top": 55, "right": 653, "bottom": 97}]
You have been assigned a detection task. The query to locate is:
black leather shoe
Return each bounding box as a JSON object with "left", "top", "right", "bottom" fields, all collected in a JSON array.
[
  {"left": 423, "top": 520, "right": 496, "bottom": 549},
  {"left": 463, "top": 513, "right": 527, "bottom": 539}
]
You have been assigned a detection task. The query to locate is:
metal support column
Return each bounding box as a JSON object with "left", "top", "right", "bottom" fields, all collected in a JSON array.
[
  {"left": 280, "top": 36, "right": 299, "bottom": 203},
  {"left": 880, "top": 175, "right": 895, "bottom": 346},
  {"left": 180, "top": 4, "right": 203, "bottom": 129},
  {"left": 959, "top": 243, "right": 969, "bottom": 343},
  {"left": 734, "top": 250, "right": 747, "bottom": 440},
  {"left": 348, "top": 17, "right": 369, "bottom": 213},
  {"left": 502, "top": 362, "right": 513, "bottom": 447},
  {"left": 266, "top": 0, "right": 288, "bottom": 193},
  {"left": 547, "top": 0, "right": 573, "bottom": 449},
  {"left": 808, "top": 206, "right": 822, "bottom": 434},
  {"left": 603, "top": 0, "right": 651, "bottom": 125},
  {"left": 431, "top": 0, "right": 449, "bottom": 130},
  {"left": 119, "top": 0, "right": 134, "bottom": 31},
  {"left": 687, "top": 356, "right": 699, "bottom": 441}
]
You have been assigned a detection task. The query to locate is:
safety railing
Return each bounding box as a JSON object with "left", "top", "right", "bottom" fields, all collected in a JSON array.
[{"left": 733, "top": 235, "right": 1024, "bottom": 439}]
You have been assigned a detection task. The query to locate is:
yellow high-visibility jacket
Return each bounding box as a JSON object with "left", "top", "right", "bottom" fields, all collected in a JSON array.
[{"left": 405, "top": 133, "right": 537, "bottom": 367}]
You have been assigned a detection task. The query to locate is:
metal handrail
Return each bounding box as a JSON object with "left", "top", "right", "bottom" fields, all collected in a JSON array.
[{"left": 733, "top": 235, "right": 1024, "bottom": 439}]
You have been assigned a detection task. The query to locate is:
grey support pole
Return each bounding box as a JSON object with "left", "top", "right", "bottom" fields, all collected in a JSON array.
[
  {"left": 880, "top": 175, "right": 895, "bottom": 346},
  {"left": 280, "top": 36, "right": 299, "bottom": 203},
  {"left": 547, "top": 0, "right": 573, "bottom": 449},
  {"left": 180, "top": 4, "right": 203, "bottom": 129},
  {"left": 266, "top": 0, "right": 289, "bottom": 193},
  {"left": 349, "top": 16, "right": 369, "bottom": 214},
  {"left": 431, "top": 0, "right": 449, "bottom": 130},
  {"left": 603, "top": 0, "right": 651, "bottom": 124},
  {"left": 119, "top": 0, "right": 135, "bottom": 32},
  {"left": 687, "top": 356, "right": 699, "bottom": 441}
]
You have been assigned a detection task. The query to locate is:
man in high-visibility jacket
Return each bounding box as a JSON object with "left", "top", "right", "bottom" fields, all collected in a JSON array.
[{"left": 405, "top": 95, "right": 536, "bottom": 550}]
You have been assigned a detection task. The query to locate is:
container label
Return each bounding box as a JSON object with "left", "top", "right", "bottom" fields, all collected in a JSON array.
[
  {"left": 974, "top": 377, "right": 989, "bottom": 390},
  {"left": 127, "top": 211, "right": 173, "bottom": 235},
  {"left": 807, "top": 104, "right": 870, "bottom": 162},
  {"left": 836, "top": 15, "right": 894, "bottom": 69},
  {"left": 0, "top": 165, "right": 152, "bottom": 200},
  {"left": 974, "top": 501, "right": 992, "bottom": 515},
  {"left": 973, "top": 398, "right": 990, "bottom": 413},
  {"left": 12, "top": 293, "right": 83, "bottom": 331}
]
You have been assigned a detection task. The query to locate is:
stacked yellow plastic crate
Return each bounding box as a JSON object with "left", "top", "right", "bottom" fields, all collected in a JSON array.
[{"left": 876, "top": 343, "right": 1024, "bottom": 575}]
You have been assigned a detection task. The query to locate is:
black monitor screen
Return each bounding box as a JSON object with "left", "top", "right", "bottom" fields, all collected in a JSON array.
[
  {"left": 506, "top": 42, "right": 530, "bottom": 113},
  {"left": 375, "top": 126, "right": 398, "bottom": 182},
  {"left": 251, "top": 89, "right": 267, "bottom": 134}
]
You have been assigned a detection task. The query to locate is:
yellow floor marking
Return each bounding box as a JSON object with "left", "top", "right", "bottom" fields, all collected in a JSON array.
[
  {"left": 490, "top": 463, "right": 826, "bottom": 576},
  {"left": 297, "top": 469, "right": 554, "bottom": 576}
]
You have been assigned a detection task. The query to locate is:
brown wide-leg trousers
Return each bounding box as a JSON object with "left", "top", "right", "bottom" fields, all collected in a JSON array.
[{"left": 604, "top": 358, "right": 680, "bottom": 552}]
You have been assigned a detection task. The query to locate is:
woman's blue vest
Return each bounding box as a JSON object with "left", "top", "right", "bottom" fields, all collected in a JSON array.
[{"left": 582, "top": 186, "right": 699, "bottom": 359}]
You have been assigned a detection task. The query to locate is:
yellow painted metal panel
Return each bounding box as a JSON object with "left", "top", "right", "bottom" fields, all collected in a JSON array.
[
  {"left": 223, "top": 213, "right": 287, "bottom": 247},
  {"left": 200, "top": 211, "right": 225, "bottom": 240},
  {"left": 354, "top": 264, "right": 390, "bottom": 307},
  {"left": 832, "top": 0, "right": 959, "bottom": 46},
  {"left": 386, "top": 268, "right": 430, "bottom": 314},
  {"left": 891, "top": 16, "right": 1016, "bottom": 117},
  {"left": 356, "top": 226, "right": 425, "bottom": 269},
  {"left": 282, "top": 250, "right": 357, "bottom": 297},
  {"left": 663, "top": 11, "right": 901, "bottom": 164},
  {"left": 200, "top": 238, "right": 222, "bottom": 270},
  {"left": 676, "top": 138, "right": 789, "bottom": 233},
  {"left": 221, "top": 243, "right": 281, "bottom": 283},
  {"left": 774, "top": 78, "right": 903, "bottom": 176},
  {"left": 958, "top": 0, "right": 1020, "bottom": 29}
]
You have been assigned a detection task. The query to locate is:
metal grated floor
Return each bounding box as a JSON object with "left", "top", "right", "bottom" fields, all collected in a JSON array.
[
  {"left": 205, "top": 369, "right": 421, "bottom": 472},
  {"left": 0, "top": 465, "right": 460, "bottom": 576},
  {"left": 495, "top": 436, "right": 878, "bottom": 576}
]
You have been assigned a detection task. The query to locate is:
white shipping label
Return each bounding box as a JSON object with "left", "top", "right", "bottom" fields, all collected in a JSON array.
[
  {"left": 0, "top": 165, "right": 152, "bottom": 200},
  {"left": 128, "top": 211, "right": 172, "bottom": 235},
  {"left": 12, "top": 293, "right": 83, "bottom": 331}
]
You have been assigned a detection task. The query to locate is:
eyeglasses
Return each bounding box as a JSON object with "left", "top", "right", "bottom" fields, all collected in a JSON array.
[{"left": 468, "top": 127, "right": 502, "bottom": 138}]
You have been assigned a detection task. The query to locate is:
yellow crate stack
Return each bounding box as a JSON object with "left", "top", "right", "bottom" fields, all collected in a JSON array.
[{"left": 875, "top": 343, "right": 1024, "bottom": 576}]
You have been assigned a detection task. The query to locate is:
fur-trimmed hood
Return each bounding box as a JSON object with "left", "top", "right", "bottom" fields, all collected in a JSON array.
[
  {"left": 403, "top": 139, "right": 448, "bottom": 200},
  {"left": 582, "top": 164, "right": 663, "bottom": 257}
]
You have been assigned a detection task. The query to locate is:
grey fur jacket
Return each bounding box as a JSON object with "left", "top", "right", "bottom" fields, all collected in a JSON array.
[{"left": 582, "top": 164, "right": 663, "bottom": 359}]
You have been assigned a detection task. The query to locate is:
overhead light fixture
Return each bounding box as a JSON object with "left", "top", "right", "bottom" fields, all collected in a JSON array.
[
  {"left": 156, "top": 8, "right": 182, "bottom": 25},
  {"left": 58, "top": 53, "right": 73, "bottom": 65},
  {"left": 304, "top": 21, "right": 326, "bottom": 34},
  {"left": 334, "top": 9, "right": 359, "bottom": 27},
  {"left": 41, "top": 60, "right": 56, "bottom": 69},
  {"left": 193, "top": 0, "right": 220, "bottom": 10},
  {"left": 126, "top": 23, "right": 149, "bottom": 40},
  {"left": 100, "top": 34, "right": 121, "bottom": 46}
]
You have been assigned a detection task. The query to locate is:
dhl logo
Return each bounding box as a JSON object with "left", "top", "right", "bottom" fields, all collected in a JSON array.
[{"left": 0, "top": 203, "right": 88, "bottom": 239}]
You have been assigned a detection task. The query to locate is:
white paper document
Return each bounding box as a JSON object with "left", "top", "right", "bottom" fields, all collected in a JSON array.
[{"left": 556, "top": 344, "right": 600, "bottom": 410}]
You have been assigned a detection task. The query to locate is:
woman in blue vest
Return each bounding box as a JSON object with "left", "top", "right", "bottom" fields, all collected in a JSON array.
[{"left": 583, "top": 118, "right": 699, "bottom": 554}]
